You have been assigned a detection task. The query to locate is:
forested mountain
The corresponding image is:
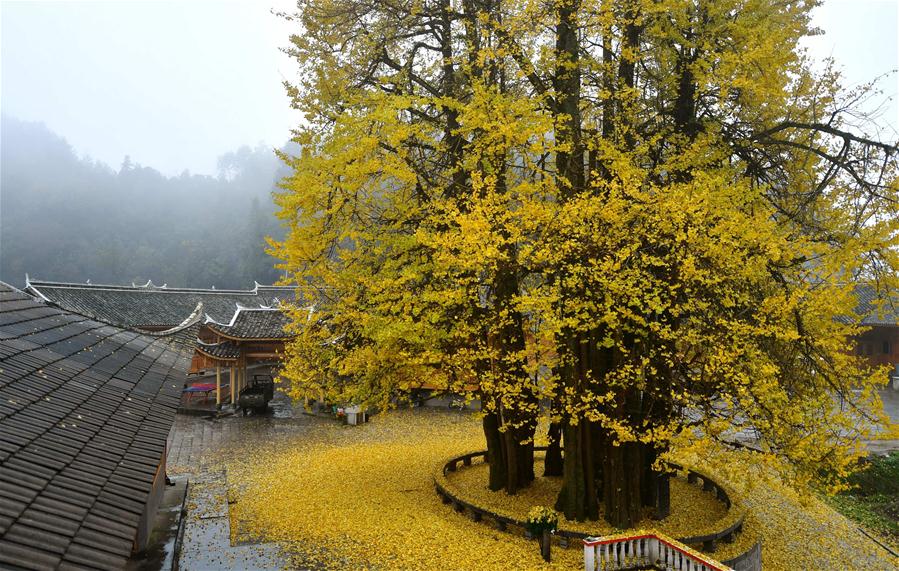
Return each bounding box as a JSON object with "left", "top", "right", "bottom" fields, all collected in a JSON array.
[{"left": 0, "top": 115, "right": 288, "bottom": 289}]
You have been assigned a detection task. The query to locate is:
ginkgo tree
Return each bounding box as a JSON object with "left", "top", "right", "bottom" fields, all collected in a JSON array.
[{"left": 272, "top": 0, "right": 899, "bottom": 529}]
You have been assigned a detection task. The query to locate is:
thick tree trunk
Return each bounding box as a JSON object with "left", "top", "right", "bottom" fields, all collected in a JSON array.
[
  {"left": 640, "top": 443, "right": 657, "bottom": 508},
  {"left": 590, "top": 421, "right": 605, "bottom": 497},
  {"left": 551, "top": 0, "right": 591, "bottom": 518},
  {"left": 519, "top": 419, "right": 536, "bottom": 485},
  {"left": 482, "top": 403, "right": 507, "bottom": 492},
  {"left": 655, "top": 472, "right": 671, "bottom": 520},
  {"left": 503, "top": 426, "right": 521, "bottom": 494},
  {"left": 555, "top": 419, "right": 599, "bottom": 521},
  {"left": 583, "top": 420, "right": 599, "bottom": 520},
  {"left": 544, "top": 410, "right": 564, "bottom": 477},
  {"left": 483, "top": 393, "right": 536, "bottom": 495},
  {"left": 438, "top": 0, "right": 466, "bottom": 200},
  {"left": 468, "top": 2, "right": 536, "bottom": 498},
  {"left": 498, "top": 406, "right": 537, "bottom": 494},
  {"left": 551, "top": 0, "right": 660, "bottom": 530},
  {"left": 601, "top": 438, "right": 644, "bottom": 529},
  {"left": 553, "top": 0, "right": 584, "bottom": 200},
  {"left": 491, "top": 249, "right": 536, "bottom": 494},
  {"left": 555, "top": 421, "right": 584, "bottom": 518}
]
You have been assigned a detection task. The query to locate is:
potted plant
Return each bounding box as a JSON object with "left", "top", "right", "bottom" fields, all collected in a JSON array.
[{"left": 526, "top": 506, "right": 559, "bottom": 563}]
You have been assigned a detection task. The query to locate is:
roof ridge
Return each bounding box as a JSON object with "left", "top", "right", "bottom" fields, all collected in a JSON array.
[
  {"left": 196, "top": 338, "right": 236, "bottom": 347},
  {"left": 202, "top": 304, "right": 294, "bottom": 341},
  {"left": 202, "top": 303, "right": 279, "bottom": 323},
  {"left": 26, "top": 278, "right": 290, "bottom": 295},
  {"left": 143, "top": 302, "right": 205, "bottom": 337},
  {"left": 19, "top": 280, "right": 203, "bottom": 335}
]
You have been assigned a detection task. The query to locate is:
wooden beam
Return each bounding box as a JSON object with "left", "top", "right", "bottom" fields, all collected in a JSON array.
[{"left": 216, "top": 366, "right": 221, "bottom": 406}]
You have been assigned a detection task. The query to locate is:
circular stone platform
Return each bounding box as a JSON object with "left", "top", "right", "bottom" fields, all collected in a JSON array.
[
  {"left": 435, "top": 449, "right": 761, "bottom": 566},
  {"left": 446, "top": 458, "right": 730, "bottom": 538}
]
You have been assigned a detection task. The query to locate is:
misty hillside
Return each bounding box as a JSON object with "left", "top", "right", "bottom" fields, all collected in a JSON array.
[{"left": 0, "top": 115, "right": 289, "bottom": 289}]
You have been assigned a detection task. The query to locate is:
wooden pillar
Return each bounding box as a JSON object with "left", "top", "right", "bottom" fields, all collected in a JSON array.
[
  {"left": 234, "top": 363, "right": 237, "bottom": 404},
  {"left": 237, "top": 344, "right": 244, "bottom": 397},
  {"left": 216, "top": 365, "right": 221, "bottom": 406}
]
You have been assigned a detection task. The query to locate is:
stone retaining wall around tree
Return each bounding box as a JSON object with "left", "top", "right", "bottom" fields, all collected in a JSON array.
[{"left": 435, "top": 449, "right": 761, "bottom": 571}]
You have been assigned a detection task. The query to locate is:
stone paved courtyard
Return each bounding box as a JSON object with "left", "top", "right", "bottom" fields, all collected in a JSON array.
[{"left": 166, "top": 392, "right": 316, "bottom": 570}]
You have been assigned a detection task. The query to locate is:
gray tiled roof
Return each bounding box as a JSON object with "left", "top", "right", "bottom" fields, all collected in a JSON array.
[
  {"left": 159, "top": 320, "right": 204, "bottom": 352},
  {"left": 25, "top": 278, "right": 297, "bottom": 328},
  {"left": 195, "top": 340, "right": 241, "bottom": 360},
  {"left": 0, "top": 282, "right": 189, "bottom": 571},
  {"left": 855, "top": 285, "right": 899, "bottom": 327},
  {"left": 206, "top": 308, "right": 293, "bottom": 340}
]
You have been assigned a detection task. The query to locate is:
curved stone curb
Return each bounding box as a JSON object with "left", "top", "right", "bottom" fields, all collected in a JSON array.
[{"left": 434, "top": 448, "right": 761, "bottom": 570}]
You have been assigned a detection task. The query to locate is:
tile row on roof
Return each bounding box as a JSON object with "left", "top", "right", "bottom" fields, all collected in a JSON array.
[
  {"left": 195, "top": 340, "right": 241, "bottom": 361},
  {"left": 204, "top": 306, "right": 294, "bottom": 341},
  {"left": 854, "top": 284, "right": 899, "bottom": 327},
  {"left": 24, "top": 277, "right": 298, "bottom": 329},
  {"left": 0, "top": 282, "right": 189, "bottom": 571}
]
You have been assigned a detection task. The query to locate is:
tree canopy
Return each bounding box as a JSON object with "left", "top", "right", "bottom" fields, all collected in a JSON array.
[{"left": 274, "top": 0, "right": 898, "bottom": 528}]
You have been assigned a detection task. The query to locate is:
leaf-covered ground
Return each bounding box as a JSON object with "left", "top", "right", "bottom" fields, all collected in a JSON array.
[
  {"left": 444, "top": 459, "right": 732, "bottom": 538},
  {"left": 216, "top": 409, "right": 899, "bottom": 570}
]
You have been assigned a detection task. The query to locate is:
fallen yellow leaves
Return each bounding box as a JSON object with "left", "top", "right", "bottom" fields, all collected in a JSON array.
[
  {"left": 441, "top": 459, "right": 731, "bottom": 539},
  {"left": 225, "top": 410, "right": 581, "bottom": 569},
  {"left": 679, "top": 445, "right": 899, "bottom": 571},
  {"left": 216, "top": 410, "right": 898, "bottom": 570}
]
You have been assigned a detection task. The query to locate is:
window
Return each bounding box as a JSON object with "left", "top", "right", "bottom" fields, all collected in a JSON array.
[{"left": 883, "top": 341, "right": 891, "bottom": 354}]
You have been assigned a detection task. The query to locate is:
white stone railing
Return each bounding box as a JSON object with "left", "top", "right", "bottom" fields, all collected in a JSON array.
[{"left": 584, "top": 531, "right": 734, "bottom": 571}]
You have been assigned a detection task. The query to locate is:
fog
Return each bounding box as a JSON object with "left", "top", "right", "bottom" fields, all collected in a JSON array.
[
  {"left": 0, "top": 0, "right": 896, "bottom": 288},
  {"left": 1, "top": 0, "right": 300, "bottom": 287},
  {"left": 0, "top": 114, "right": 293, "bottom": 288},
  {"left": 2, "top": 0, "right": 299, "bottom": 176},
  {"left": 3, "top": 1, "right": 894, "bottom": 177}
]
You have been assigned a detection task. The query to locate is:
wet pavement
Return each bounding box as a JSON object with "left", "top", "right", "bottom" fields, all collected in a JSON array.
[
  {"left": 166, "top": 390, "right": 312, "bottom": 570},
  {"left": 167, "top": 392, "right": 300, "bottom": 469},
  {"left": 867, "top": 388, "right": 899, "bottom": 455},
  {"left": 176, "top": 470, "right": 286, "bottom": 570},
  {"left": 125, "top": 478, "right": 188, "bottom": 571}
]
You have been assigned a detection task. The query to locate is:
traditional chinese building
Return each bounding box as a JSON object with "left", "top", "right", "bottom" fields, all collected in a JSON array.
[
  {"left": 192, "top": 306, "right": 295, "bottom": 407},
  {"left": 853, "top": 286, "right": 899, "bottom": 385},
  {"left": 23, "top": 278, "right": 303, "bottom": 410}
]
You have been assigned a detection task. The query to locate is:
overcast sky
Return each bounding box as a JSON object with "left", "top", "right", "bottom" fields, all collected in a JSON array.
[{"left": 1, "top": 0, "right": 897, "bottom": 177}]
